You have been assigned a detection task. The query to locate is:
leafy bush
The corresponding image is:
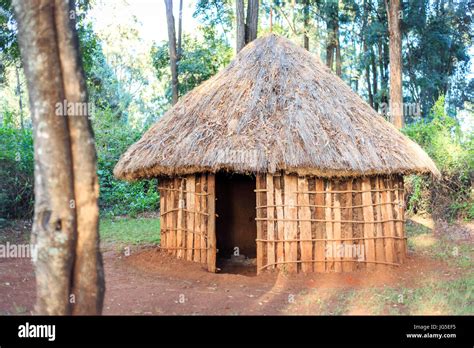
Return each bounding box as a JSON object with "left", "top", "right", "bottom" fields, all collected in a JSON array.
[
  {"left": 0, "top": 108, "right": 160, "bottom": 219},
  {"left": 0, "top": 124, "right": 34, "bottom": 219},
  {"left": 93, "top": 109, "right": 159, "bottom": 217},
  {"left": 403, "top": 96, "right": 473, "bottom": 221}
]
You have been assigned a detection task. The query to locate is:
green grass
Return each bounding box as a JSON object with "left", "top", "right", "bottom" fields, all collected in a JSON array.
[
  {"left": 354, "top": 275, "right": 474, "bottom": 315},
  {"left": 100, "top": 217, "right": 160, "bottom": 245}
]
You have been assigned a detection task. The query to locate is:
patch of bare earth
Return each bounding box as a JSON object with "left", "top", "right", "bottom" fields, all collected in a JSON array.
[{"left": 0, "top": 217, "right": 471, "bottom": 315}]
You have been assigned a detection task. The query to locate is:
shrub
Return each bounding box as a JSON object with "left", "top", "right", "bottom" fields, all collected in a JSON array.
[
  {"left": 0, "top": 125, "right": 34, "bottom": 219},
  {"left": 403, "top": 96, "right": 473, "bottom": 221},
  {"left": 93, "top": 108, "right": 159, "bottom": 217}
]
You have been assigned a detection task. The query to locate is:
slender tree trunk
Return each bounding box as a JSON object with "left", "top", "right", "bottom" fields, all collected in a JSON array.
[
  {"left": 378, "top": 38, "right": 388, "bottom": 110},
  {"left": 326, "top": 0, "right": 338, "bottom": 72},
  {"left": 303, "top": 0, "right": 310, "bottom": 50},
  {"left": 246, "top": 0, "right": 259, "bottom": 43},
  {"left": 236, "top": 0, "right": 259, "bottom": 53},
  {"left": 53, "top": 0, "right": 104, "bottom": 314},
  {"left": 365, "top": 61, "right": 373, "bottom": 107},
  {"left": 362, "top": 0, "right": 373, "bottom": 107},
  {"left": 13, "top": 0, "right": 104, "bottom": 315},
  {"left": 386, "top": 0, "right": 403, "bottom": 128},
  {"left": 164, "top": 0, "right": 179, "bottom": 105},
  {"left": 15, "top": 64, "right": 24, "bottom": 129},
  {"left": 371, "top": 46, "right": 378, "bottom": 110},
  {"left": 363, "top": 40, "right": 373, "bottom": 107},
  {"left": 269, "top": 5, "right": 273, "bottom": 33},
  {"left": 335, "top": 18, "right": 342, "bottom": 76},
  {"left": 236, "top": 0, "right": 246, "bottom": 52},
  {"left": 177, "top": 0, "right": 183, "bottom": 60}
]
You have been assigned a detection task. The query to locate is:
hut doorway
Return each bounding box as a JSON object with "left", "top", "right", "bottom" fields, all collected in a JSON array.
[{"left": 216, "top": 173, "right": 257, "bottom": 274}]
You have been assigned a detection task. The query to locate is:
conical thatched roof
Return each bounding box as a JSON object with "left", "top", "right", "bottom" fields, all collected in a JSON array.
[{"left": 114, "top": 34, "right": 438, "bottom": 181}]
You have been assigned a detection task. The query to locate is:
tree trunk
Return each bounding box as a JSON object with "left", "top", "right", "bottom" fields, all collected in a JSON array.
[
  {"left": 326, "top": 1, "right": 339, "bottom": 72},
  {"left": 246, "top": 0, "right": 259, "bottom": 43},
  {"left": 236, "top": 0, "right": 259, "bottom": 53},
  {"left": 378, "top": 38, "right": 388, "bottom": 109},
  {"left": 335, "top": 18, "right": 342, "bottom": 76},
  {"left": 386, "top": 0, "right": 403, "bottom": 128},
  {"left": 13, "top": 0, "right": 104, "bottom": 315},
  {"left": 177, "top": 0, "right": 183, "bottom": 60},
  {"left": 303, "top": 0, "right": 310, "bottom": 50},
  {"left": 15, "top": 64, "right": 24, "bottom": 129},
  {"left": 363, "top": 40, "right": 373, "bottom": 107},
  {"left": 269, "top": 5, "right": 273, "bottom": 33},
  {"left": 371, "top": 46, "right": 378, "bottom": 110},
  {"left": 53, "top": 0, "right": 105, "bottom": 314},
  {"left": 236, "top": 0, "right": 245, "bottom": 52},
  {"left": 164, "top": 0, "right": 179, "bottom": 105}
]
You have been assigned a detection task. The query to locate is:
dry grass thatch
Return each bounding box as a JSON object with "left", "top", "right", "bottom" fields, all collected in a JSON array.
[{"left": 114, "top": 34, "right": 439, "bottom": 181}]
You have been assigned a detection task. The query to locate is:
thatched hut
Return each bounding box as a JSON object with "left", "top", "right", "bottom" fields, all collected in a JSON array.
[{"left": 114, "top": 34, "right": 438, "bottom": 274}]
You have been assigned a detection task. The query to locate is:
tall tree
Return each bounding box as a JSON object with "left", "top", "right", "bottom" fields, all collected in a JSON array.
[
  {"left": 236, "top": 0, "right": 246, "bottom": 52},
  {"left": 177, "top": 0, "right": 183, "bottom": 59},
  {"left": 386, "top": 0, "right": 403, "bottom": 128},
  {"left": 362, "top": 0, "right": 374, "bottom": 107},
  {"left": 15, "top": 63, "right": 24, "bottom": 129},
  {"left": 236, "top": 0, "right": 259, "bottom": 52},
  {"left": 164, "top": 0, "right": 179, "bottom": 104},
  {"left": 303, "top": 0, "right": 310, "bottom": 50},
  {"left": 325, "top": 0, "right": 342, "bottom": 76},
  {"left": 13, "top": 0, "right": 104, "bottom": 314}
]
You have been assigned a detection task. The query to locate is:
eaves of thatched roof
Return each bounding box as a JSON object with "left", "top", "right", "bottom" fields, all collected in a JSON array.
[{"left": 114, "top": 34, "right": 439, "bottom": 181}]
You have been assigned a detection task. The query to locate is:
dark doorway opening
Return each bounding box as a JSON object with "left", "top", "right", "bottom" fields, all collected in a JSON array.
[{"left": 215, "top": 172, "right": 257, "bottom": 275}]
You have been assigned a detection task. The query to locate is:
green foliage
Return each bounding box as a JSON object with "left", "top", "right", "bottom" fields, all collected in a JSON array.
[
  {"left": 0, "top": 0, "right": 20, "bottom": 80},
  {"left": 93, "top": 109, "right": 159, "bottom": 217},
  {"left": 404, "top": 96, "right": 473, "bottom": 220},
  {"left": 0, "top": 124, "right": 33, "bottom": 219},
  {"left": 403, "top": 0, "right": 472, "bottom": 114},
  {"left": 151, "top": 29, "right": 232, "bottom": 103}
]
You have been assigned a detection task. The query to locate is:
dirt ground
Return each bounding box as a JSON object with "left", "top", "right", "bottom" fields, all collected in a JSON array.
[{"left": 0, "top": 217, "right": 471, "bottom": 315}]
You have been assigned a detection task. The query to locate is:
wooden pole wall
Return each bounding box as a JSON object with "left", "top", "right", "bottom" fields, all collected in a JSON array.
[
  {"left": 257, "top": 173, "right": 406, "bottom": 273},
  {"left": 158, "top": 174, "right": 215, "bottom": 268},
  {"left": 159, "top": 173, "right": 406, "bottom": 274}
]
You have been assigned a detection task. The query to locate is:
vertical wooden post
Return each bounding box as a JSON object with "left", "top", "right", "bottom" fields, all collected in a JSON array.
[
  {"left": 266, "top": 175, "right": 276, "bottom": 270},
  {"left": 343, "top": 179, "right": 354, "bottom": 272},
  {"left": 169, "top": 179, "right": 178, "bottom": 256},
  {"left": 381, "top": 177, "right": 396, "bottom": 264},
  {"left": 186, "top": 176, "right": 195, "bottom": 261},
  {"left": 201, "top": 175, "right": 208, "bottom": 263},
  {"left": 361, "top": 178, "right": 376, "bottom": 270},
  {"left": 325, "top": 181, "right": 334, "bottom": 271},
  {"left": 274, "top": 175, "right": 285, "bottom": 270},
  {"left": 374, "top": 177, "right": 386, "bottom": 268},
  {"left": 194, "top": 175, "right": 202, "bottom": 263},
  {"left": 333, "top": 184, "right": 342, "bottom": 272},
  {"left": 176, "top": 178, "right": 186, "bottom": 259},
  {"left": 298, "top": 177, "right": 312, "bottom": 272},
  {"left": 314, "top": 178, "right": 325, "bottom": 272},
  {"left": 159, "top": 180, "right": 166, "bottom": 250},
  {"left": 283, "top": 174, "right": 298, "bottom": 273},
  {"left": 207, "top": 174, "right": 216, "bottom": 272},
  {"left": 352, "top": 178, "right": 363, "bottom": 270},
  {"left": 256, "top": 174, "right": 265, "bottom": 274},
  {"left": 401, "top": 180, "right": 407, "bottom": 259},
  {"left": 393, "top": 177, "right": 406, "bottom": 262}
]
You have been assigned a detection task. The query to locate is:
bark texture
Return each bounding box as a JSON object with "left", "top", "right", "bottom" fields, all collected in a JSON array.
[{"left": 13, "top": 0, "right": 104, "bottom": 315}]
